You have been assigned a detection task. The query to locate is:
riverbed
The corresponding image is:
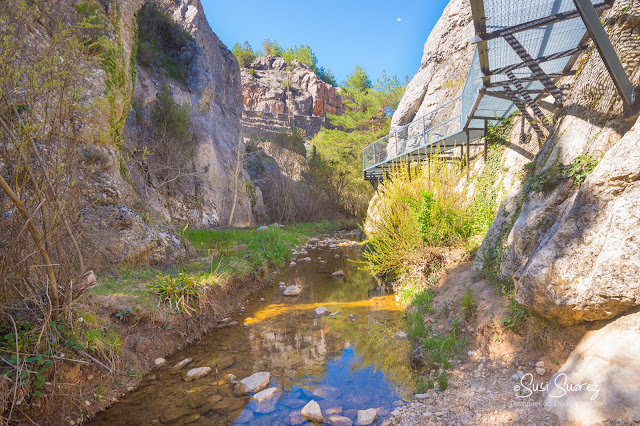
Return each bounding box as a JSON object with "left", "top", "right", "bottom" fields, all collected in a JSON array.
[{"left": 90, "top": 236, "right": 410, "bottom": 425}]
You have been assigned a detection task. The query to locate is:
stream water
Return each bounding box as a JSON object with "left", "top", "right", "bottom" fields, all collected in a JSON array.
[{"left": 90, "top": 237, "right": 410, "bottom": 425}]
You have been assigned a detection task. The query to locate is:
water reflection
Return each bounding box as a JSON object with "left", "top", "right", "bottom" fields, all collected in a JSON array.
[{"left": 90, "top": 244, "right": 409, "bottom": 426}]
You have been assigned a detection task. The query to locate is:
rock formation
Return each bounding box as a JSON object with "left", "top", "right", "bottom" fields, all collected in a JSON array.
[
  {"left": 386, "top": 0, "right": 640, "bottom": 326},
  {"left": 241, "top": 55, "right": 344, "bottom": 117},
  {"left": 8, "top": 0, "right": 266, "bottom": 268},
  {"left": 390, "top": 0, "right": 474, "bottom": 129},
  {"left": 497, "top": 0, "right": 640, "bottom": 325},
  {"left": 123, "top": 0, "right": 265, "bottom": 232}
]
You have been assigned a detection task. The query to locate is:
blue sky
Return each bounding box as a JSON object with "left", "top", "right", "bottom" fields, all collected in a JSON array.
[{"left": 204, "top": 0, "right": 450, "bottom": 85}]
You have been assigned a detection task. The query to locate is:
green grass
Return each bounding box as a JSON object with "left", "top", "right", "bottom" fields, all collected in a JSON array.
[
  {"left": 89, "top": 221, "right": 354, "bottom": 311},
  {"left": 500, "top": 297, "right": 555, "bottom": 348},
  {"left": 460, "top": 287, "right": 476, "bottom": 318}
]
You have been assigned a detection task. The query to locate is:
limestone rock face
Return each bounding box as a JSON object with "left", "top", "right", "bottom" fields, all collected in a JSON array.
[
  {"left": 499, "top": 0, "right": 640, "bottom": 325},
  {"left": 241, "top": 55, "right": 344, "bottom": 117},
  {"left": 391, "top": 0, "right": 474, "bottom": 129},
  {"left": 124, "top": 0, "right": 264, "bottom": 230},
  {"left": 545, "top": 309, "right": 640, "bottom": 423},
  {"left": 505, "top": 115, "right": 640, "bottom": 324},
  {"left": 13, "top": 0, "right": 267, "bottom": 269}
]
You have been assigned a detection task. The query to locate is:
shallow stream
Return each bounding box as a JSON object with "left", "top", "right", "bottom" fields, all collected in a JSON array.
[{"left": 90, "top": 236, "right": 410, "bottom": 425}]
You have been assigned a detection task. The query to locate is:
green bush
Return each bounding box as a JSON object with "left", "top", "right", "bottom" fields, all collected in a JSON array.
[
  {"left": 568, "top": 153, "right": 598, "bottom": 185},
  {"left": 460, "top": 287, "right": 476, "bottom": 318},
  {"left": 501, "top": 297, "right": 555, "bottom": 348},
  {"left": 147, "top": 270, "right": 224, "bottom": 315},
  {"left": 151, "top": 83, "right": 192, "bottom": 143},
  {"left": 415, "top": 191, "right": 474, "bottom": 246},
  {"left": 137, "top": 3, "right": 192, "bottom": 83},
  {"left": 272, "top": 129, "right": 306, "bottom": 156},
  {"left": 232, "top": 41, "right": 256, "bottom": 68},
  {"left": 247, "top": 68, "right": 257, "bottom": 77}
]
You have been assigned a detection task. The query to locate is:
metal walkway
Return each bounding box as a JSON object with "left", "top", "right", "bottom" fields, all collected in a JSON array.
[{"left": 363, "top": 0, "right": 637, "bottom": 182}]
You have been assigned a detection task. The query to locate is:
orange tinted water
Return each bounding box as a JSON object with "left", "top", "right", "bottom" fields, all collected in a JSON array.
[{"left": 90, "top": 244, "right": 410, "bottom": 425}]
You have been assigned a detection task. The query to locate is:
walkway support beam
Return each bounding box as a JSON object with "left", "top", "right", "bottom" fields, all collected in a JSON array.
[{"left": 573, "top": 0, "right": 638, "bottom": 111}]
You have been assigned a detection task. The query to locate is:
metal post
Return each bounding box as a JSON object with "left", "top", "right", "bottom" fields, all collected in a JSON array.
[
  {"left": 422, "top": 116, "right": 426, "bottom": 145},
  {"left": 466, "top": 129, "right": 470, "bottom": 180},
  {"left": 372, "top": 143, "right": 376, "bottom": 165},
  {"left": 573, "top": 0, "right": 637, "bottom": 110},
  {"left": 483, "top": 120, "right": 488, "bottom": 162}
]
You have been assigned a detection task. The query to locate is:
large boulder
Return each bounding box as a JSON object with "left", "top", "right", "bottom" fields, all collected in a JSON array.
[
  {"left": 506, "top": 112, "right": 640, "bottom": 325},
  {"left": 545, "top": 309, "right": 640, "bottom": 423}
]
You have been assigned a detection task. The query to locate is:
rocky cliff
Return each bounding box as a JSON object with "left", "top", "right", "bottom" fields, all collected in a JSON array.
[
  {"left": 388, "top": 0, "right": 640, "bottom": 328},
  {"left": 391, "top": 0, "right": 474, "bottom": 129},
  {"left": 122, "top": 0, "right": 265, "bottom": 233},
  {"left": 14, "top": 0, "right": 265, "bottom": 268},
  {"left": 241, "top": 55, "right": 344, "bottom": 117},
  {"left": 495, "top": 1, "right": 640, "bottom": 327}
]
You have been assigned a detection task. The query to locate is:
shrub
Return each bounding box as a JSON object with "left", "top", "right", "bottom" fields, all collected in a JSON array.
[
  {"left": 247, "top": 68, "right": 257, "bottom": 77},
  {"left": 460, "top": 287, "right": 476, "bottom": 318},
  {"left": 415, "top": 190, "right": 474, "bottom": 246},
  {"left": 137, "top": 3, "right": 192, "bottom": 83},
  {"left": 501, "top": 297, "right": 555, "bottom": 348},
  {"left": 272, "top": 129, "right": 306, "bottom": 156},
  {"left": 147, "top": 270, "right": 225, "bottom": 315},
  {"left": 151, "top": 83, "right": 192, "bottom": 143},
  {"left": 437, "top": 371, "right": 449, "bottom": 391},
  {"left": 568, "top": 153, "right": 598, "bottom": 185},
  {"left": 232, "top": 41, "right": 256, "bottom": 68}
]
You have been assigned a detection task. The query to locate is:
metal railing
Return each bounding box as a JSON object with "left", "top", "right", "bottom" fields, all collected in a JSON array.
[{"left": 362, "top": 95, "right": 463, "bottom": 171}]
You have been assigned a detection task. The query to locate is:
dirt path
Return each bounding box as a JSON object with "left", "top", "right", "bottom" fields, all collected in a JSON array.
[{"left": 385, "top": 261, "right": 588, "bottom": 425}]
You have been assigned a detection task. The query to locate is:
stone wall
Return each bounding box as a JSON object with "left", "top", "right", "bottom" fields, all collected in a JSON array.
[{"left": 241, "top": 110, "right": 337, "bottom": 142}]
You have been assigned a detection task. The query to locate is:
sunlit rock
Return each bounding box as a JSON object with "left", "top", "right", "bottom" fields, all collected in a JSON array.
[
  {"left": 284, "top": 285, "right": 302, "bottom": 296},
  {"left": 171, "top": 358, "right": 192, "bottom": 371},
  {"left": 184, "top": 367, "right": 211, "bottom": 381},
  {"left": 249, "top": 387, "right": 281, "bottom": 414},
  {"left": 234, "top": 371, "right": 271, "bottom": 395},
  {"left": 301, "top": 400, "right": 324, "bottom": 423},
  {"left": 356, "top": 408, "right": 377, "bottom": 425}
]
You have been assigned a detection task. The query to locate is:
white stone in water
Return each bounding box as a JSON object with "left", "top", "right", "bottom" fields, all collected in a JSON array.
[
  {"left": 234, "top": 372, "right": 271, "bottom": 395},
  {"left": 331, "top": 270, "right": 345, "bottom": 278},
  {"left": 184, "top": 367, "right": 211, "bottom": 381},
  {"left": 328, "top": 415, "right": 353, "bottom": 426},
  {"left": 279, "top": 281, "right": 286, "bottom": 287},
  {"left": 356, "top": 409, "right": 377, "bottom": 425},
  {"left": 303, "top": 257, "right": 312, "bottom": 262},
  {"left": 250, "top": 387, "right": 281, "bottom": 414},
  {"left": 289, "top": 262, "right": 296, "bottom": 267},
  {"left": 395, "top": 331, "right": 408, "bottom": 340},
  {"left": 334, "top": 254, "right": 340, "bottom": 259},
  {"left": 171, "top": 358, "right": 192, "bottom": 371},
  {"left": 315, "top": 306, "right": 330, "bottom": 316},
  {"left": 301, "top": 400, "right": 323, "bottom": 423},
  {"left": 154, "top": 358, "right": 166, "bottom": 366},
  {"left": 283, "top": 285, "right": 301, "bottom": 296}
]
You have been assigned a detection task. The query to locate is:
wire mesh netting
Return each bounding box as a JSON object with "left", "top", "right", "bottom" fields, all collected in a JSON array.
[{"left": 363, "top": 0, "right": 601, "bottom": 176}]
